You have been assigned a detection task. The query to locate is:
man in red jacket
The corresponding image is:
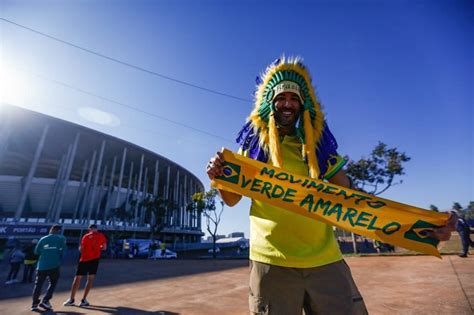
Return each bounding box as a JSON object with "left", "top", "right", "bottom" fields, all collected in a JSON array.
[{"left": 63, "top": 224, "right": 107, "bottom": 307}]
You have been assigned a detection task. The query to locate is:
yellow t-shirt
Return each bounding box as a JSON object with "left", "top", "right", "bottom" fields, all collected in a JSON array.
[{"left": 247, "top": 135, "right": 343, "bottom": 268}]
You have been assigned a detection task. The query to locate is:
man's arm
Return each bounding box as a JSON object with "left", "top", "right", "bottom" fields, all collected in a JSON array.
[
  {"left": 207, "top": 151, "right": 242, "bottom": 207},
  {"left": 327, "top": 169, "right": 351, "bottom": 188},
  {"left": 34, "top": 239, "right": 42, "bottom": 256},
  {"left": 101, "top": 235, "right": 107, "bottom": 251}
]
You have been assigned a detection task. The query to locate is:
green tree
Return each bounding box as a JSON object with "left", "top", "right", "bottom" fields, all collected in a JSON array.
[
  {"left": 187, "top": 189, "right": 224, "bottom": 259},
  {"left": 452, "top": 202, "right": 463, "bottom": 211},
  {"left": 344, "top": 142, "right": 411, "bottom": 253},
  {"left": 429, "top": 205, "right": 439, "bottom": 212},
  {"left": 345, "top": 142, "right": 411, "bottom": 195},
  {"left": 460, "top": 201, "right": 474, "bottom": 220},
  {"left": 143, "top": 197, "right": 169, "bottom": 240}
]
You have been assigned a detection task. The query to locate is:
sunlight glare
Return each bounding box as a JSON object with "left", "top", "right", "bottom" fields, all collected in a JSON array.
[{"left": 0, "top": 63, "right": 30, "bottom": 106}]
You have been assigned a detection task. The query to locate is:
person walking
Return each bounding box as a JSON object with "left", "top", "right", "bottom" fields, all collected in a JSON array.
[
  {"left": 456, "top": 215, "right": 473, "bottom": 257},
  {"left": 63, "top": 224, "right": 107, "bottom": 307},
  {"left": 5, "top": 243, "right": 25, "bottom": 284},
  {"left": 31, "top": 225, "right": 67, "bottom": 311},
  {"left": 22, "top": 239, "right": 39, "bottom": 283},
  {"left": 160, "top": 241, "right": 166, "bottom": 257}
]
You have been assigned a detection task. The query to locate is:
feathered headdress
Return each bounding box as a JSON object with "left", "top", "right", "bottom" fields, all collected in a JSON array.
[{"left": 237, "top": 56, "right": 339, "bottom": 179}]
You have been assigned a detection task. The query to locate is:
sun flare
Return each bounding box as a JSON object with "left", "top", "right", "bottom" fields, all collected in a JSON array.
[{"left": 0, "top": 63, "right": 30, "bottom": 106}]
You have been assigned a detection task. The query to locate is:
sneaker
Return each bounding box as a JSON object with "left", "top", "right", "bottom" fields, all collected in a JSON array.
[
  {"left": 459, "top": 254, "right": 468, "bottom": 258},
  {"left": 79, "top": 299, "right": 90, "bottom": 307},
  {"left": 31, "top": 305, "right": 40, "bottom": 312},
  {"left": 40, "top": 300, "right": 53, "bottom": 310},
  {"left": 63, "top": 298, "right": 75, "bottom": 306},
  {"left": 5, "top": 280, "right": 13, "bottom": 285}
]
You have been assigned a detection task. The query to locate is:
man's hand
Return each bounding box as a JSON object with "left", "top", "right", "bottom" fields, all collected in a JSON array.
[
  {"left": 206, "top": 151, "right": 242, "bottom": 207},
  {"left": 206, "top": 151, "right": 225, "bottom": 180},
  {"left": 428, "top": 212, "right": 458, "bottom": 241}
]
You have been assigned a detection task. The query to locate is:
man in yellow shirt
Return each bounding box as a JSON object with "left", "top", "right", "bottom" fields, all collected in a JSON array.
[{"left": 207, "top": 57, "right": 456, "bottom": 314}]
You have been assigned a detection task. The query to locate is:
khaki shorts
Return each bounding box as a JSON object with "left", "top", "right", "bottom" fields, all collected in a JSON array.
[{"left": 249, "top": 260, "right": 368, "bottom": 315}]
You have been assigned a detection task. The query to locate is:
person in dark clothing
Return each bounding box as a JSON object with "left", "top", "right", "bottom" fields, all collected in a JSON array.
[
  {"left": 5, "top": 244, "right": 25, "bottom": 284},
  {"left": 23, "top": 239, "right": 39, "bottom": 283},
  {"left": 456, "top": 216, "right": 473, "bottom": 257}
]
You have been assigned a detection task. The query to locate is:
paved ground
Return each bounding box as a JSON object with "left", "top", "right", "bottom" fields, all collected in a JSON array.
[{"left": 0, "top": 255, "right": 472, "bottom": 314}]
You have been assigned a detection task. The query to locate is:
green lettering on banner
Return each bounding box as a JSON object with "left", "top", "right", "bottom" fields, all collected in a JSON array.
[
  {"left": 314, "top": 198, "right": 332, "bottom": 213},
  {"left": 271, "top": 185, "right": 285, "bottom": 198},
  {"left": 353, "top": 194, "right": 370, "bottom": 205},
  {"left": 367, "top": 200, "right": 386, "bottom": 209},
  {"left": 382, "top": 222, "right": 401, "bottom": 235},
  {"left": 260, "top": 182, "right": 273, "bottom": 199},
  {"left": 307, "top": 181, "right": 325, "bottom": 191},
  {"left": 289, "top": 175, "right": 302, "bottom": 184},
  {"left": 275, "top": 172, "right": 289, "bottom": 181},
  {"left": 322, "top": 185, "right": 338, "bottom": 195},
  {"left": 343, "top": 208, "right": 358, "bottom": 227},
  {"left": 241, "top": 176, "right": 252, "bottom": 189},
  {"left": 250, "top": 179, "right": 263, "bottom": 192},
  {"left": 260, "top": 167, "right": 275, "bottom": 178},
  {"left": 326, "top": 203, "right": 343, "bottom": 221},
  {"left": 301, "top": 179, "right": 309, "bottom": 187},
  {"left": 300, "top": 194, "right": 314, "bottom": 212},
  {"left": 355, "top": 211, "right": 372, "bottom": 227},
  {"left": 336, "top": 189, "right": 353, "bottom": 200},
  {"left": 283, "top": 188, "right": 297, "bottom": 203},
  {"left": 367, "top": 215, "right": 382, "bottom": 231}
]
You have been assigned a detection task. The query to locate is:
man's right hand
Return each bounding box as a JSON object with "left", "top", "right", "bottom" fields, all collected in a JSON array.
[
  {"left": 206, "top": 151, "right": 225, "bottom": 180},
  {"left": 206, "top": 151, "right": 242, "bottom": 206}
]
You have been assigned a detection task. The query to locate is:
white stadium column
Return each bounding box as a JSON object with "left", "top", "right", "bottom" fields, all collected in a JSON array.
[
  {"left": 103, "top": 156, "right": 117, "bottom": 224},
  {"left": 54, "top": 132, "right": 80, "bottom": 222},
  {"left": 73, "top": 159, "right": 88, "bottom": 223},
  {"left": 80, "top": 150, "right": 97, "bottom": 223},
  {"left": 15, "top": 124, "right": 49, "bottom": 221},
  {"left": 87, "top": 140, "right": 106, "bottom": 223},
  {"left": 95, "top": 164, "right": 108, "bottom": 222},
  {"left": 134, "top": 154, "right": 144, "bottom": 225},
  {"left": 114, "top": 147, "right": 127, "bottom": 209}
]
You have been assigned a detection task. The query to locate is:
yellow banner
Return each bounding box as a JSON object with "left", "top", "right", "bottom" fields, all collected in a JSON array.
[{"left": 212, "top": 148, "right": 449, "bottom": 257}]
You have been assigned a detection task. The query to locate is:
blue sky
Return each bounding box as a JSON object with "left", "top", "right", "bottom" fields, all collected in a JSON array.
[{"left": 1, "top": 0, "right": 472, "bottom": 238}]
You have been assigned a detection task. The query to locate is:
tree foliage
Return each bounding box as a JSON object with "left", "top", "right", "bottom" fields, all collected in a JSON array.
[
  {"left": 187, "top": 189, "right": 224, "bottom": 258},
  {"left": 457, "top": 201, "right": 474, "bottom": 221},
  {"left": 429, "top": 204, "right": 439, "bottom": 212},
  {"left": 143, "top": 197, "right": 170, "bottom": 240},
  {"left": 344, "top": 142, "right": 411, "bottom": 195}
]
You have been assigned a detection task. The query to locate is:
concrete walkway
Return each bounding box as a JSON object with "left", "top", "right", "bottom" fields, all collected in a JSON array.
[{"left": 0, "top": 256, "right": 472, "bottom": 314}]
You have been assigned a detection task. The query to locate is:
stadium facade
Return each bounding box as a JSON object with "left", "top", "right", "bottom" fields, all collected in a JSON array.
[{"left": 0, "top": 104, "right": 205, "bottom": 244}]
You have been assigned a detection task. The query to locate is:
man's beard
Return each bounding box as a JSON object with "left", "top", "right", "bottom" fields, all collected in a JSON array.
[{"left": 274, "top": 110, "right": 301, "bottom": 129}]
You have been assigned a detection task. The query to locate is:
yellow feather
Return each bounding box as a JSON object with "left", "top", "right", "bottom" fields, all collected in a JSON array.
[
  {"left": 303, "top": 111, "right": 320, "bottom": 178},
  {"left": 268, "top": 114, "right": 282, "bottom": 168}
]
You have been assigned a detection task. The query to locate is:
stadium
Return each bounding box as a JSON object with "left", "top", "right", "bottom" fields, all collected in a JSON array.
[{"left": 0, "top": 104, "right": 205, "bottom": 246}]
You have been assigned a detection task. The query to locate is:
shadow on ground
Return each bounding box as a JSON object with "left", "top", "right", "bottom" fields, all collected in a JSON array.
[
  {"left": 32, "top": 306, "right": 179, "bottom": 315},
  {"left": 0, "top": 259, "right": 248, "bottom": 301}
]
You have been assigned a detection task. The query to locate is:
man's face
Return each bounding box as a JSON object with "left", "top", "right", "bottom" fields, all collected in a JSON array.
[{"left": 273, "top": 92, "right": 302, "bottom": 129}]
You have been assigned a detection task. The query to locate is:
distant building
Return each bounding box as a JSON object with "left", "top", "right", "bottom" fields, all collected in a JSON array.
[
  {"left": 228, "top": 232, "right": 245, "bottom": 238},
  {"left": 204, "top": 234, "right": 226, "bottom": 242},
  {"left": 0, "top": 104, "right": 204, "bottom": 244}
]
